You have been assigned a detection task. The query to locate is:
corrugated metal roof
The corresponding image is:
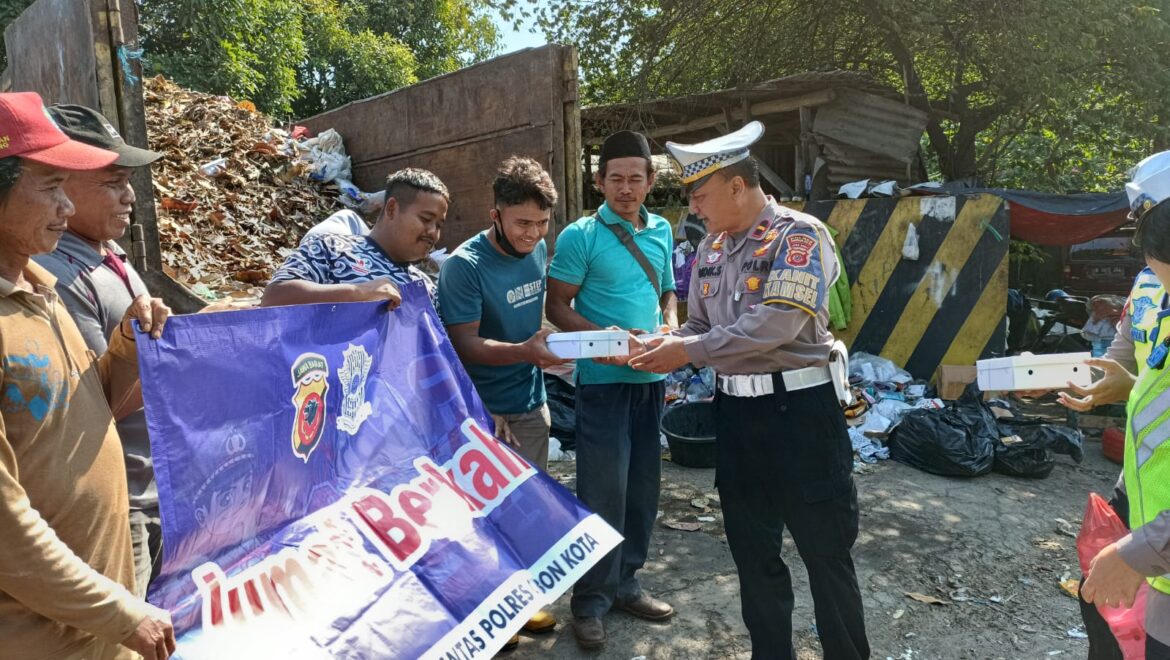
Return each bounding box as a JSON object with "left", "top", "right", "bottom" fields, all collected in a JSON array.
[{"left": 581, "top": 69, "right": 928, "bottom": 196}]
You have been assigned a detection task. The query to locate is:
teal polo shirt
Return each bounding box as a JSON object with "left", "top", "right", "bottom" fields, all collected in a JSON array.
[{"left": 548, "top": 202, "right": 676, "bottom": 385}]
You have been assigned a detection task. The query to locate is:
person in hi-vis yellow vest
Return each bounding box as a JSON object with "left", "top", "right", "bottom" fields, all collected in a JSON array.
[{"left": 1077, "top": 151, "right": 1170, "bottom": 659}]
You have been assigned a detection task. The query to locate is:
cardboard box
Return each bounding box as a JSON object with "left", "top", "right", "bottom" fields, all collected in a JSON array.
[{"left": 935, "top": 365, "right": 978, "bottom": 401}]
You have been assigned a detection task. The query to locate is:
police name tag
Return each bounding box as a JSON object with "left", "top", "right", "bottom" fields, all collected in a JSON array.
[{"left": 546, "top": 330, "right": 629, "bottom": 359}]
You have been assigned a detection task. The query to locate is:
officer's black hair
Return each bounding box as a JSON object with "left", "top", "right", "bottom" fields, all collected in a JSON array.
[
  {"left": 0, "top": 156, "right": 23, "bottom": 206},
  {"left": 717, "top": 157, "right": 761, "bottom": 189},
  {"left": 1136, "top": 201, "right": 1170, "bottom": 264}
]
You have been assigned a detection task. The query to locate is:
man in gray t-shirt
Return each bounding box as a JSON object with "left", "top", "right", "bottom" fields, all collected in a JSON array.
[{"left": 32, "top": 104, "right": 163, "bottom": 598}]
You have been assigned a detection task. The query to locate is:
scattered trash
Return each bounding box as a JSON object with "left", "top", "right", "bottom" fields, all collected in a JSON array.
[
  {"left": 1066, "top": 627, "right": 1088, "bottom": 639},
  {"left": 696, "top": 516, "right": 716, "bottom": 522},
  {"left": 994, "top": 419, "right": 1084, "bottom": 479},
  {"left": 547, "top": 437, "right": 575, "bottom": 463},
  {"left": 1059, "top": 579, "right": 1080, "bottom": 599},
  {"left": 1055, "top": 518, "right": 1079, "bottom": 538},
  {"left": 198, "top": 157, "right": 228, "bottom": 177},
  {"left": 145, "top": 76, "right": 347, "bottom": 301},
  {"left": 892, "top": 609, "right": 905, "bottom": 620},
  {"left": 663, "top": 521, "right": 703, "bottom": 532},
  {"left": 904, "top": 592, "right": 948, "bottom": 606},
  {"left": 889, "top": 388, "right": 998, "bottom": 477},
  {"left": 691, "top": 497, "right": 709, "bottom": 509}
]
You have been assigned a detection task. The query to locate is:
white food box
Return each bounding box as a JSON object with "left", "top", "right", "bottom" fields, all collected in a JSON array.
[
  {"left": 976, "top": 352, "right": 1093, "bottom": 391},
  {"left": 546, "top": 330, "right": 629, "bottom": 359}
]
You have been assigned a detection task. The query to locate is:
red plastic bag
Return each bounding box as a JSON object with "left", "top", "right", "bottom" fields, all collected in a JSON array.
[{"left": 1077, "top": 492, "right": 1149, "bottom": 659}]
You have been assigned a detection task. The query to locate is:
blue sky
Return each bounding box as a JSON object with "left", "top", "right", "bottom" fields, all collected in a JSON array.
[{"left": 492, "top": 7, "right": 549, "bottom": 54}]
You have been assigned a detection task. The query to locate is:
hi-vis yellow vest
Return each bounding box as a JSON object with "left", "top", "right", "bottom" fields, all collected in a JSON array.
[
  {"left": 1124, "top": 269, "right": 1170, "bottom": 596},
  {"left": 1129, "top": 268, "right": 1168, "bottom": 368}
]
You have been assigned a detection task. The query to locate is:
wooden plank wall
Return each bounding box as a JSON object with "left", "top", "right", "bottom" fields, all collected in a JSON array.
[
  {"left": 5, "top": 0, "right": 100, "bottom": 107},
  {"left": 5, "top": 0, "right": 203, "bottom": 311},
  {"left": 300, "top": 45, "right": 580, "bottom": 253}
]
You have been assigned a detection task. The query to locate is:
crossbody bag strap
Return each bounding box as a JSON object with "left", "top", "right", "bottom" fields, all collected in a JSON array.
[{"left": 598, "top": 216, "right": 661, "bottom": 299}]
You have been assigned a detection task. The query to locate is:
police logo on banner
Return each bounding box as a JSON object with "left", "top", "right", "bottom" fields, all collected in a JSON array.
[
  {"left": 336, "top": 344, "right": 373, "bottom": 435},
  {"left": 290, "top": 352, "right": 329, "bottom": 462}
]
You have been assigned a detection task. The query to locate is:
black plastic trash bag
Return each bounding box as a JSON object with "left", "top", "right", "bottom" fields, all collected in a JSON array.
[
  {"left": 888, "top": 386, "right": 998, "bottom": 477},
  {"left": 993, "top": 419, "right": 1084, "bottom": 479},
  {"left": 544, "top": 374, "right": 576, "bottom": 451}
]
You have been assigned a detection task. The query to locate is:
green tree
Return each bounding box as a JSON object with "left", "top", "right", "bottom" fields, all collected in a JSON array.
[
  {"left": 137, "top": 0, "right": 304, "bottom": 114},
  {"left": 0, "top": 0, "right": 35, "bottom": 71},
  {"left": 348, "top": 0, "right": 500, "bottom": 79},
  {"left": 295, "top": 0, "right": 418, "bottom": 117},
  {"left": 533, "top": 0, "right": 1170, "bottom": 190},
  {"left": 134, "top": 0, "right": 498, "bottom": 117}
]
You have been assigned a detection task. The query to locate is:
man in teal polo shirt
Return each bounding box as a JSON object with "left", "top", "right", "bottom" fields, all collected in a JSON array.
[
  {"left": 546, "top": 130, "right": 678, "bottom": 649},
  {"left": 438, "top": 156, "right": 567, "bottom": 651}
]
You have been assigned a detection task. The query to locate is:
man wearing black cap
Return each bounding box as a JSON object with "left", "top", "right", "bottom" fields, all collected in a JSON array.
[
  {"left": 546, "top": 130, "right": 678, "bottom": 649},
  {"left": 34, "top": 104, "right": 165, "bottom": 598}
]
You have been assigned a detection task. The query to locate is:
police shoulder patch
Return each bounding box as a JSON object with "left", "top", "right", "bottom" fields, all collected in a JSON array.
[{"left": 763, "top": 225, "right": 827, "bottom": 316}]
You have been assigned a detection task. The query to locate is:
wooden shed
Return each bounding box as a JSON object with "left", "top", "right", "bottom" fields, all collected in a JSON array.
[{"left": 581, "top": 71, "right": 930, "bottom": 202}]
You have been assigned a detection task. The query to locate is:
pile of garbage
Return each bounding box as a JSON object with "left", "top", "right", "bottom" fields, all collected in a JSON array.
[
  {"left": 143, "top": 76, "right": 352, "bottom": 301},
  {"left": 889, "top": 384, "right": 1084, "bottom": 479},
  {"left": 844, "top": 353, "right": 943, "bottom": 466}
]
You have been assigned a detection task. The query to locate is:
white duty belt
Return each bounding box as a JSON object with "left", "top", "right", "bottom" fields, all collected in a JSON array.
[
  {"left": 717, "top": 366, "right": 831, "bottom": 398},
  {"left": 716, "top": 341, "right": 854, "bottom": 403}
]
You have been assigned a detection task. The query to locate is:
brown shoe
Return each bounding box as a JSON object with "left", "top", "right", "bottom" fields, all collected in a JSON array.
[
  {"left": 614, "top": 593, "right": 675, "bottom": 621},
  {"left": 572, "top": 616, "right": 606, "bottom": 649}
]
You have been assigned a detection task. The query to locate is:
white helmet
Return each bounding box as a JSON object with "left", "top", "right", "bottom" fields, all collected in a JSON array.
[{"left": 1127, "top": 151, "right": 1170, "bottom": 219}]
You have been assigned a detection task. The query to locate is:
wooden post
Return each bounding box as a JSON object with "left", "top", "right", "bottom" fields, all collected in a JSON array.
[
  {"left": 561, "top": 46, "right": 582, "bottom": 231},
  {"left": 797, "top": 106, "right": 813, "bottom": 198}
]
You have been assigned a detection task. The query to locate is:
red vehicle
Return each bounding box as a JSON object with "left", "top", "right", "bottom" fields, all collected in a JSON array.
[{"left": 1063, "top": 225, "right": 1144, "bottom": 296}]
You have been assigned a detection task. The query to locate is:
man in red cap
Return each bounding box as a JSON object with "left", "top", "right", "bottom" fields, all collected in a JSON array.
[{"left": 0, "top": 92, "right": 175, "bottom": 660}]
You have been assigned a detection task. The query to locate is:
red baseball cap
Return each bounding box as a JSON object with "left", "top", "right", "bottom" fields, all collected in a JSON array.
[{"left": 0, "top": 92, "right": 117, "bottom": 169}]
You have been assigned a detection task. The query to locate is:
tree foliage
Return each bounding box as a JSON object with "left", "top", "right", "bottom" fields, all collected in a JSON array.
[
  {"left": 531, "top": 0, "right": 1170, "bottom": 191},
  {"left": 133, "top": 0, "right": 498, "bottom": 117}
]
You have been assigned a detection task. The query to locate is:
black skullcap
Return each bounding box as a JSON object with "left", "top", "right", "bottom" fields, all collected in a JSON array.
[{"left": 599, "top": 130, "right": 651, "bottom": 165}]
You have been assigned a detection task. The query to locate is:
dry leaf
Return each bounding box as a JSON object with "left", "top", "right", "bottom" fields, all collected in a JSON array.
[
  {"left": 663, "top": 521, "right": 702, "bottom": 532},
  {"left": 1059, "top": 579, "right": 1079, "bottom": 598},
  {"left": 144, "top": 76, "right": 345, "bottom": 301},
  {"left": 905, "top": 592, "right": 949, "bottom": 606}
]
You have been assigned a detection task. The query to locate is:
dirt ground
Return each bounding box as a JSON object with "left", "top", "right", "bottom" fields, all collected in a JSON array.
[{"left": 510, "top": 413, "right": 1120, "bottom": 660}]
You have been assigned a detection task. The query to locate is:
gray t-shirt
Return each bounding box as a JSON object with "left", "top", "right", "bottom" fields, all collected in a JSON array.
[{"left": 33, "top": 232, "right": 156, "bottom": 512}]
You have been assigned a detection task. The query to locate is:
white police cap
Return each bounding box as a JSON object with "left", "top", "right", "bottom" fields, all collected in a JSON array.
[{"left": 665, "top": 120, "right": 764, "bottom": 187}]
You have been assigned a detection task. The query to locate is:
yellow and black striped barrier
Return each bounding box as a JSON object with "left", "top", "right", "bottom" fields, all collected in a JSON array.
[{"left": 655, "top": 193, "right": 1009, "bottom": 380}]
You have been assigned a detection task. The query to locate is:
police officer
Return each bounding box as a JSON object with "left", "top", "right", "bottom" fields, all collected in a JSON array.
[
  {"left": 1073, "top": 151, "right": 1170, "bottom": 659},
  {"left": 630, "top": 121, "right": 869, "bottom": 659}
]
